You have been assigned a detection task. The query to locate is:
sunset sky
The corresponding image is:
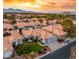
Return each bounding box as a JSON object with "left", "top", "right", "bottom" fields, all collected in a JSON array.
[{"left": 3, "top": 0, "right": 76, "bottom": 11}]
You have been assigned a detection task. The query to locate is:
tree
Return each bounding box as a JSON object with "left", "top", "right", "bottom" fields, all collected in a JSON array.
[
  {"left": 46, "top": 14, "right": 57, "bottom": 20},
  {"left": 61, "top": 18, "right": 76, "bottom": 38},
  {"left": 12, "top": 20, "right": 16, "bottom": 24},
  {"left": 3, "top": 14, "right": 7, "bottom": 19},
  {"left": 39, "top": 19, "right": 43, "bottom": 27}
]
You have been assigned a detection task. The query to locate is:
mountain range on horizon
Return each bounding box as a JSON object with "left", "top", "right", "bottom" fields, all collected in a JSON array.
[{"left": 3, "top": 8, "right": 76, "bottom": 15}]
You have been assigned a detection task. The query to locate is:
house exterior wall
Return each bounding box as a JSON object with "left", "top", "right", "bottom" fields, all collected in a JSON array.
[
  {"left": 17, "top": 39, "right": 23, "bottom": 45},
  {"left": 44, "top": 36, "right": 57, "bottom": 45},
  {"left": 11, "top": 39, "right": 23, "bottom": 46},
  {"left": 3, "top": 50, "right": 13, "bottom": 58}
]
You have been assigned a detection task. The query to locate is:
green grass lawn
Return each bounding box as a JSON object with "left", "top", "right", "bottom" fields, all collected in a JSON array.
[{"left": 15, "top": 42, "right": 44, "bottom": 55}]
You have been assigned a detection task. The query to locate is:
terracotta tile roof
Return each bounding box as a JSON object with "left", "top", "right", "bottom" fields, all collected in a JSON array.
[
  {"left": 22, "top": 29, "right": 53, "bottom": 40},
  {"left": 32, "top": 29, "right": 41, "bottom": 36},
  {"left": 40, "top": 30, "right": 53, "bottom": 40},
  {"left": 42, "top": 24, "right": 66, "bottom": 36},
  {"left": 42, "top": 20, "right": 47, "bottom": 25},
  {"left": 4, "top": 36, "right": 12, "bottom": 43},
  {"left": 3, "top": 23, "right": 14, "bottom": 29},
  {"left": 11, "top": 30, "right": 23, "bottom": 40},
  {"left": 15, "top": 22, "right": 34, "bottom": 28},
  {"left": 15, "top": 19, "right": 21, "bottom": 21},
  {"left": 3, "top": 38, "right": 13, "bottom": 51},
  {"left": 48, "top": 20, "right": 57, "bottom": 24},
  {"left": 52, "top": 28, "right": 66, "bottom": 36},
  {"left": 3, "top": 19, "right": 12, "bottom": 23},
  {"left": 28, "top": 18, "right": 38, "bottom": 22},
  {"left": 30, "top": 18, "right": 38, "bottom": 21},
  {"left": 4, "top": 31, "right": 23, "bottom": 43},
  {"left": 22, "top": 29, "right": 33, "bottom": 37},
  {"left": 51, "top": 19, "right": 57, "bottom": 23},
  {"left": 34, "top": 20, "right": 41, "bottom": 25},
  {"left": 3, "top": 30, "right": 23, "bottom": 51}
]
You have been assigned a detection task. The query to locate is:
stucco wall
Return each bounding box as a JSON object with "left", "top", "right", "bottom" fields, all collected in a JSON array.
[{"left": 3, "top": 50, "right": 12, "bottom": 58}]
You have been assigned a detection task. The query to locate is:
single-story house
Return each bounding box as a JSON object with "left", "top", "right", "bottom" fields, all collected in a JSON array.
[
  {"left": 22, "top": 29, "right": 57, "bottom": 45},
  {"left": 3, "top": 23, "right": 14, "bottom": 31},
  {"left": 15, "top": 22, "right": 34, "bottom": 29},
  {"left": 3, "top": 40, "right": 13, "bottom": 58},
  {"left": 3, "top": 30, "right": 24, "bottom": 58},
  {"left": 42, "top": 24, "right": 67, "bottom": 39},
  {"left": 15, "top": 18, "right": 22, "bottom": 22},
  {"left": 4, "top": 31, "right": 24, "bottom": 47},
  {"left": 11, "top": 31, "right": 24, "bottom": 46},
  {"left": 42, "top": 20, "right": 47, "bottom": 26},
  {"left": 3, "top": 19, "right": 12, "bottom": 24},
  {"left": 39, "top": 29, "right": 57, "bottom": 45},
  {"left": 34, "top": 20, "right": 41, "bottom": 26},
  {"left": 48, "top": 19, "right": 57, "bottom": 25}
]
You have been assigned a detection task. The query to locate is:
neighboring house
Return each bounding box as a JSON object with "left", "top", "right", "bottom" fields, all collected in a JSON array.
[
  {"left": 3, "top": 31, "right": 24, "bottom": 58},
  {"left": 4, "top": 31, "right": 23, "bottom": 47},
  {"left": 22, "top": 29, "right": 57, "bottom": 45},
  {"left": 39, "top": 29, "right": 57, "bottom": 45},
  {"left": 42, "top": 20, "right": 47, "bottom": 26},
  {"left": 15, "top": 22, "right": 34, "bottom": 29},
  {"left": 15, "top": 18, "right": 22, "bottom": 22},
  {"left": 3, "top": 23, "right": 14, "bottom": 31},
  {"left": 28, "top": 18, "right": 39, "bottom": 22},
  {"left": 15, "top": 18, "right": 28, "bottom": 22},
  {"left": 3, "top": 19, "right": 12, "bottom": 24},
  {"left": 48, "top": 19, "right": 57, "bottom": 25},
  {"left": 3, "top": 40, "right": 13, "bottom": 58},
  {"left": 51, "top": 19, "right": 58, "bottom": 24},
  {"left": 42, "top": 24, "right": 67, "bottom": 39},
  {"left": 34, "top": 20, "right": 41, "bottom": 26},
  {"left": 22, "top": 18, "right": 28, "bottom": 22},
  {"left": 11, "top": 31, "right": 24, "bottom": 46}
]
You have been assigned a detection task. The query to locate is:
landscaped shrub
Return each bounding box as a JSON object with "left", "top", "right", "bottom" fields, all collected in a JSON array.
[{"left": 15, "top": 42, "right": 44, "bottom": 55}]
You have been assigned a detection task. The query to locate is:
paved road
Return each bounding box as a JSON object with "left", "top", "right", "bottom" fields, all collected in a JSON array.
[{"left": 40, "top": 41, "right": 76, "bottom": 59}]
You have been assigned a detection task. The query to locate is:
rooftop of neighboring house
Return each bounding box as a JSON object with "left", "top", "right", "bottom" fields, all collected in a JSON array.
[
  {"left": 15, "top": 21, "right": 34, "bottom": 28},
  {"left": 42, "top": 24, "right": 66, "bottom": 36},
  {"left": 4, "top": 30, "right": 23, "bottom": 43},
  {"left": 33, "top": 20, "right": 41, "bottom": 25},
  {"left": 3, "top": 23, "right": 14, "bottom": 29},
  {"left": 3, "top": 19, "right": 12, "bottom": 23},
  {"left": 27, "top": 18, "right": 39, "bottom": 22},
  {"left": 3, "top": 38, "right": 13, "bottom": 52},
  {"left": 11, "top": 30, "right": 23, "bottom": 40},
  {"left": 48, "top": 19, "right": 57, "bottom": 23}
]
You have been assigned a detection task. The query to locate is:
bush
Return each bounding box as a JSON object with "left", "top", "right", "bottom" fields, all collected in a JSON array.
[{"left": 15, "top": 42, "right": 44, "bottom": 55}]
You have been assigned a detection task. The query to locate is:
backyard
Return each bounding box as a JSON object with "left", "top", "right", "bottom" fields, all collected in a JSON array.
[{"left": 15, "top": 42, "right": 46, "bottom": 55}]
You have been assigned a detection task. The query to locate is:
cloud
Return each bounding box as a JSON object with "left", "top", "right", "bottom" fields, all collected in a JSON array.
[{"left": 3, "top": 0, "right": 76, "bottom": 11}]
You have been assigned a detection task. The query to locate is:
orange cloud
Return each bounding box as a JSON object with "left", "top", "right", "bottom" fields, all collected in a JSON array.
[{"left": 3, "top": 0, "right": 76, "bottom": 11}]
